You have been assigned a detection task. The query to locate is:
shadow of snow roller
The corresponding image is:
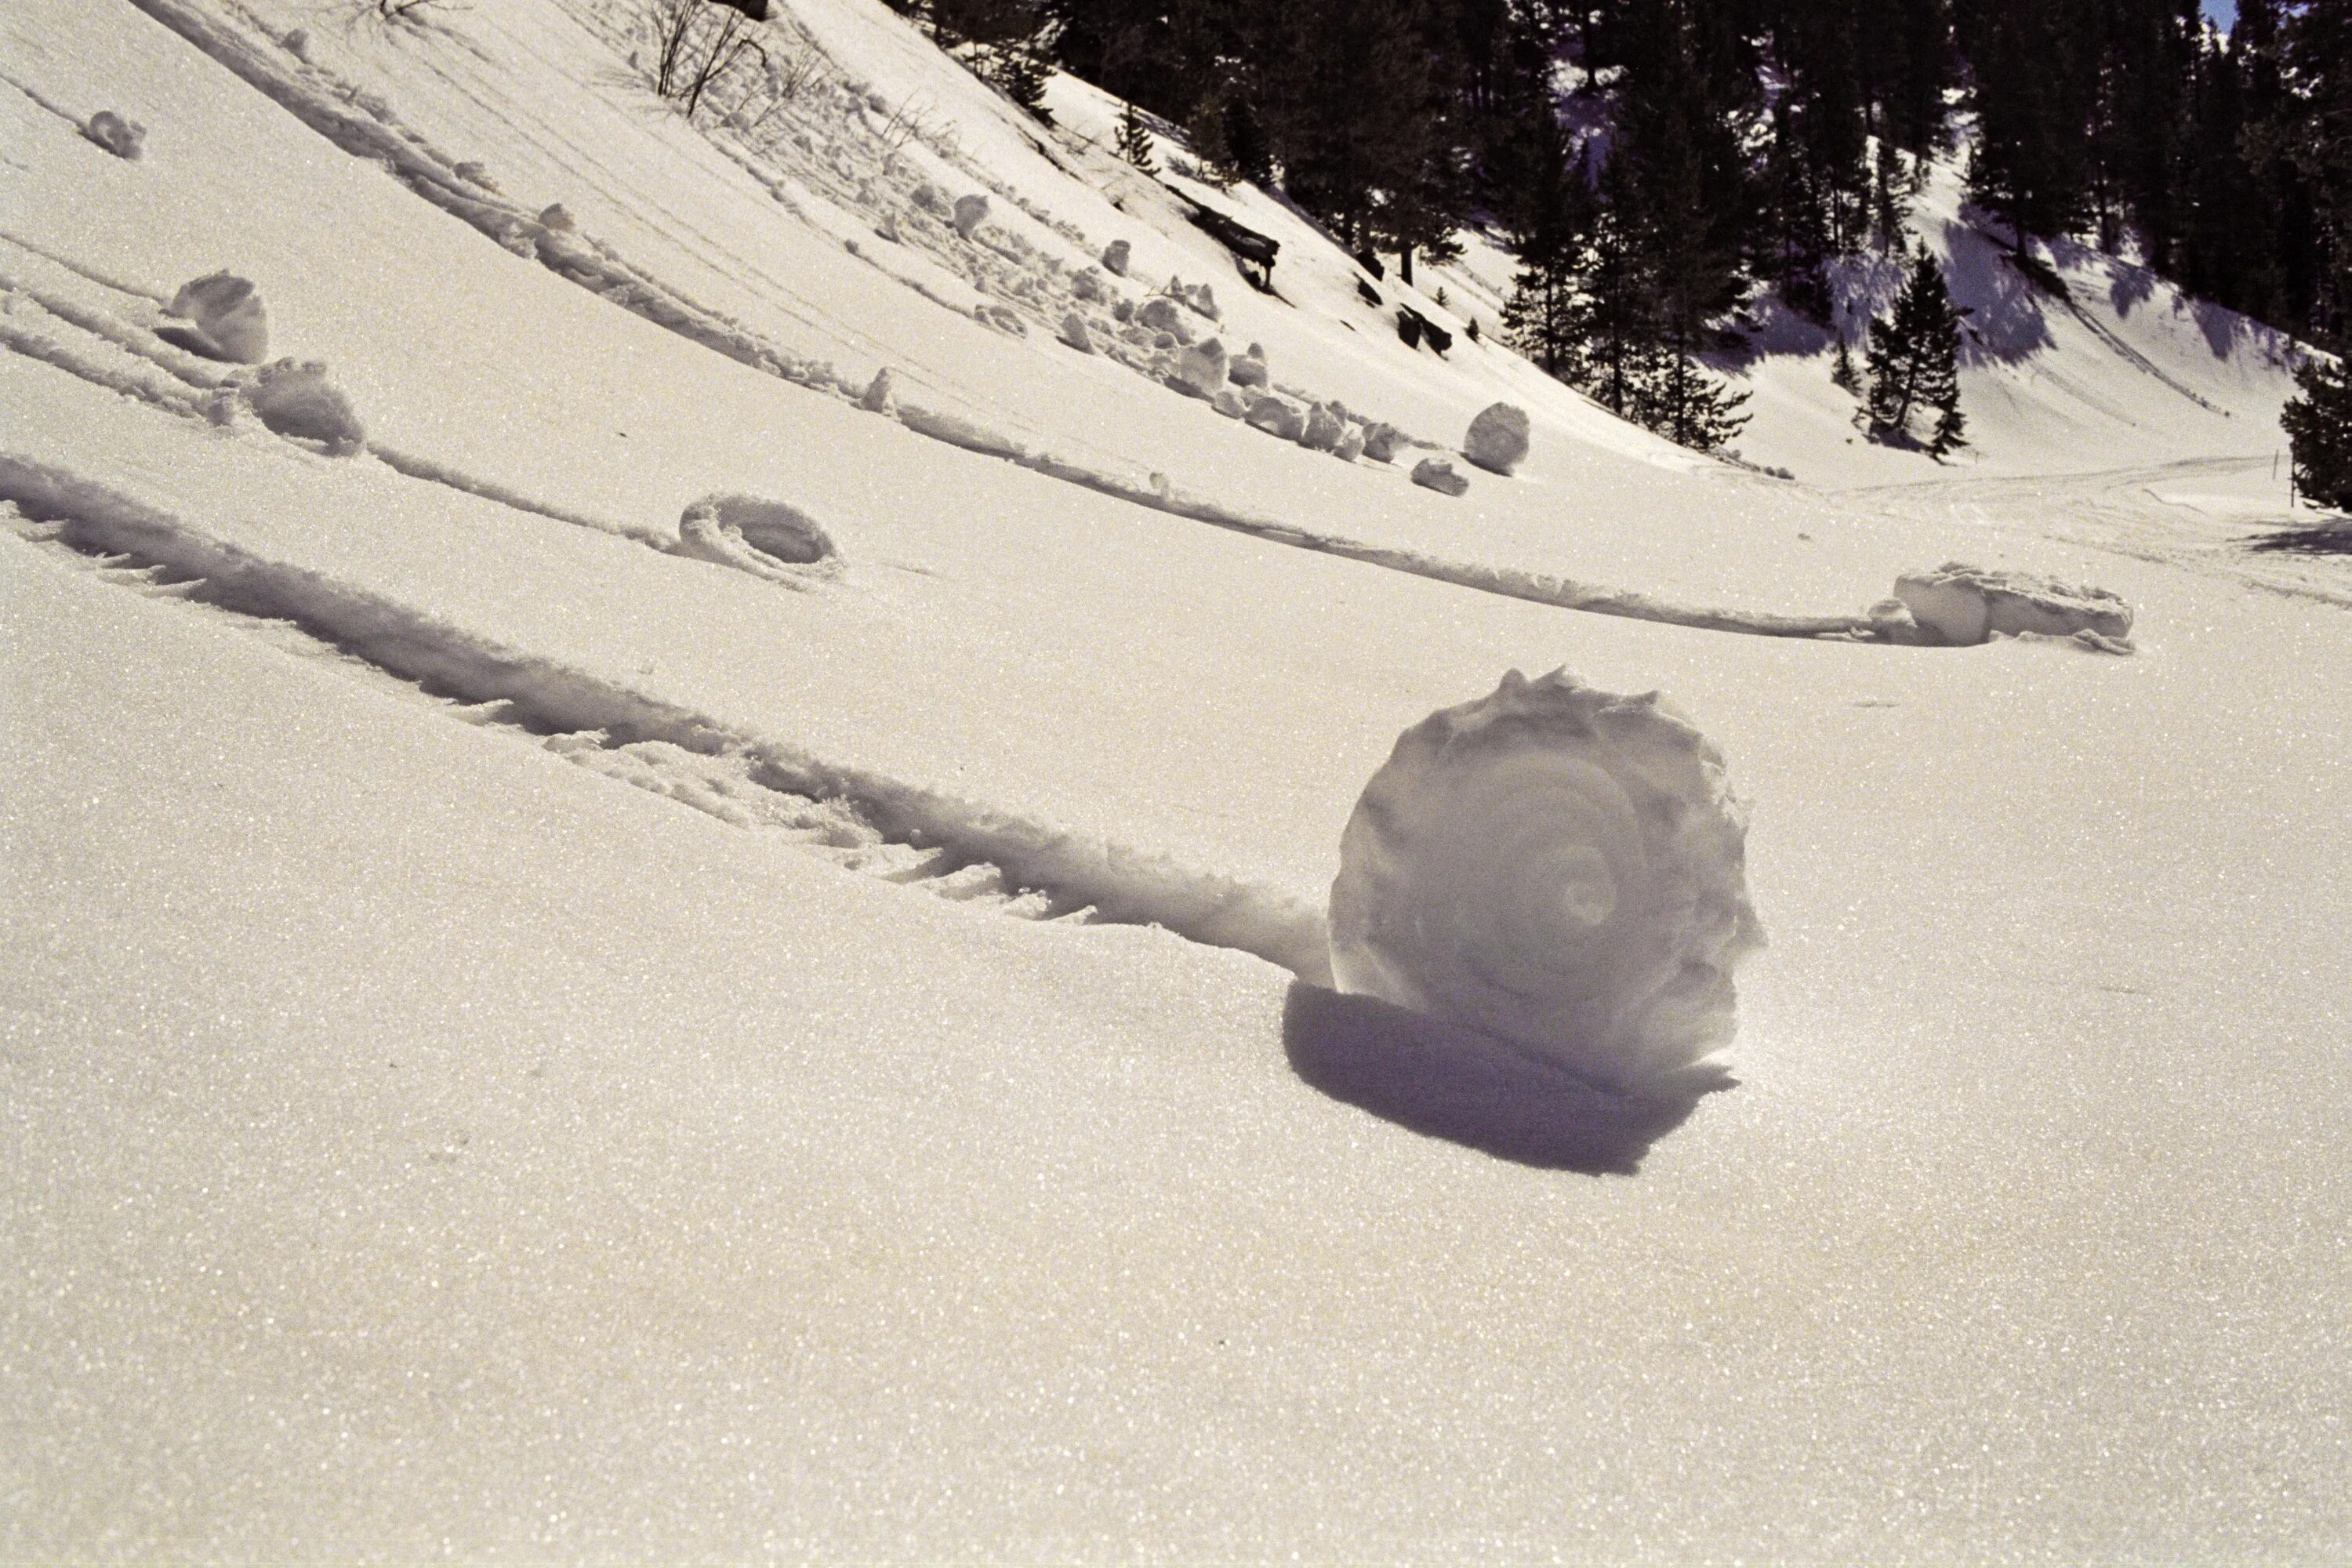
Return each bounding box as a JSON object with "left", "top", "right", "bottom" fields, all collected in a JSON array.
[
  {"left": 1321, "top": 670, "right": 1764, "bottom": 1122},
  {"left": 675, "top": 492, "right": 843, "bottom": 585}
]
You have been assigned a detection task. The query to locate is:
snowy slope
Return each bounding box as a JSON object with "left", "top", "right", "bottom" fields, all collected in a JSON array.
[
  {"left": 5, "top": 0, "right": 2351, "bottom": 1559},
  {"left": 1712, "top": 153, "right": 2310, "bottom": 489}
]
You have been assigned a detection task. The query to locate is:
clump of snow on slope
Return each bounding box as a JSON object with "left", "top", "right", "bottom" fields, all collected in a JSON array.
[
  {"left": 162, "top": 270, "right": 267, "bottom": 362},
  {"left": 1411, "top": 456, "right": 1468, "bottom": 496},
  {"left": 1894, "top": 561, "right": 2133, "bottom": 646},
  {"left": 1463, "top": 401, "right": 1530, "bottom": 476},
  {"left": 81, "top": 109, "right": 146, "bottom": 160},
  {"left": 677, "top": 492, "right": 840, "bottom": 581},
  {"left": 232, "top": 358, "right": 364, "bottom": 454},
  {"left": 1329, "top": 670, "right": 1763, "bottom": 1091}
]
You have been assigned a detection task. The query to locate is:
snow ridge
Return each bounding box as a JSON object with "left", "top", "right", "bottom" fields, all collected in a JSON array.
[{"left": 0, "top": 458, "right": 1334, "bottom": 983}]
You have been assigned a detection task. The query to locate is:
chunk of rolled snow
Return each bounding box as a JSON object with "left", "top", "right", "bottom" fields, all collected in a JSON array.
[
  {"left": 165, "top": 272, "right": 269, "bottom": 364},
  {"left": 1362, "top": 421, "right": 1406, "bottom": 463},
  {"left": 539, "top": 203, "right": 578, "bottom": 233},
  {"left": 241, "top": 360, "right": 365, "bottom": 455},
  {"left": 1183, "top": 282, "right": 1221, "bottom": 321},
  {"left": 281, "top": 27, "right": 310, "bottom": 60},
  {"left": 952, "top": 193, "right": 989, "bottom": 238},
  {"left": 911, "top": 183, "right": 949, "bottom": 216},
  {"left": 1071, "top": 267, "right": 1107, "bottom": 303},
  {"left": 1228, "top": 344, "right": 1268, "bottom": 387},
  {"left": 1464, "top": 401, "right": 1530, "bottom": 476},
  {"left": 1301, "top": 402, "right": 1345, "bottom": 452},
  {"left": 1058, "top": 312, "right": 1094, "bottom": 353},
  {"left": 454, "top": 161, "right": 498, "bottom": 192},
  {"left": 1172, "top": 338, "right": 1228, "bottom": 397},
  {"left": 1244, "top": 393, "right": 1306, "bottom": 441},
  {"left": 1411, "top": 456, "right": 1469, "bottom": 496},
  {"left": 1329, "top": 669, "right": 1763, "bottom": 1090},
  {"left": 1893, "top": 562, "right": 2133, "bottom": 646},
  {"left": 1211, "top": 388, "right": 1247, "bottom": 419},
  {"left": 1101, "top": 239, "right": 1131, "bottom": 277},
  {"left": 859, "top": 366, "right": 894, "bottom": 412},
  {"left": 874, "top": 212, "right": 902, "bottom": 243},
  {"left": 681, "top": 493, "right": 837, "bottom": 565},
  {"left": 1334, "top": 423, "right": 1366, "bottom": 462},
  {"left": 1135, "top": 296, "right": 1192, "bottom": 343},
  {"left": 82, "top": 111, "right": 147, "bottom": 161}
]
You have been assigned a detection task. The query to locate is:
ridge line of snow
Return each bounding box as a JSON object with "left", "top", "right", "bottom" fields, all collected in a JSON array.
[{"left": 0, "top": 451, "right": 1337, "bottom": 984}]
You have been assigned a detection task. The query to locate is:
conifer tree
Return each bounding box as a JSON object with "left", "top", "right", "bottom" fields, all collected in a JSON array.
[
  {"left": 1864, "top": 245, "right": 1966, "bottom": 454},
  {"left": 2283, "top": 354, "right": 2352, "bottom": 510},
  {"left": 1960, "top": 2, "right": 2093, "bottom": 251},
  {"left": 1831, "top": 330, "right": 1861, "bottom": 394},
  {"left": 1113, "top": 98, "right": 1156, "bottom": 172}
]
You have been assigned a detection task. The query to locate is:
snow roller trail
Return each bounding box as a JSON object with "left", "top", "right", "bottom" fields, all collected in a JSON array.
[
  {"left": 0, "top": 284, "right": 828, "bottom": 583},
  {"left": 118, "top": 0, "right": 1905, "bottom": 646},
  {"left": 0, "top": 457, "right": 1334, "bottom": 982}
]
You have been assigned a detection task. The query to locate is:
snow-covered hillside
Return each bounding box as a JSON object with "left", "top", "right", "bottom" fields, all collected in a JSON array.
[{"left": 4, "top": 0, "right": 2348, "bottom": 1559}]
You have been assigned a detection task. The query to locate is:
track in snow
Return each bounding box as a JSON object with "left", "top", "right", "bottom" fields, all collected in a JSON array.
[{"left": 0, "top": 467, "right": 1334, "bottom": 983}]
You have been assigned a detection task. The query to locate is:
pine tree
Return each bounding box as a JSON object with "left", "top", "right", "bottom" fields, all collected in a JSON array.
[
  {"left": 1960, "top": 2, "right": 2094, "bottom": 251},
  {"left": 1831, "top": 330, "right": 1861, "bottom": 394},
  {"left": 2283, "top": 354, "right": 2352, "bottom": 510},
  {"left": 1113, "top": 98, "right": 1156, "bottom": 172},
  {"left": 1864, "top": 245, "right": 1966, "bottom": 454}
]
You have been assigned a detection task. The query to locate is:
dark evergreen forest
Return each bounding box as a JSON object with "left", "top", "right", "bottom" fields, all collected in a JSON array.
[{"left": 892, "top": 0, "right": 2350, "bottom": 471}]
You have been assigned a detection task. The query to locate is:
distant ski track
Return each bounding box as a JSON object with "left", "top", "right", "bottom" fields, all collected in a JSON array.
[
  {"left": 0, "top": 459, "right": 1338, "bottom": 983},
  {"left": 118, "top": 0, "right": 1901, "bottom": 646}
]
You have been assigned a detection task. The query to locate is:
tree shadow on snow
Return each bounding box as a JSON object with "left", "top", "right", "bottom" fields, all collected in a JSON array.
[
  {"left": 2247, "top": 521, "right": 2352, "bottom": 555},
  {"left": 1281, "top": 983, "right": 1730, "bottom": 1175},
  {"left": 1940, "top": 215, "right": 2054, "bottom": 365}
]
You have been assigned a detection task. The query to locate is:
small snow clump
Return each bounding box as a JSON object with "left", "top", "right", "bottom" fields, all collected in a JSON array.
[
  {"left": 1244, "top": 393, "right": 1306, "bottom": 441},
  {"left": 1330, "top": 669, "right": 1763, "bottom": 1091},
  {"left": 165, "top": 272, "right": 269, "bottom": 363},
  {"left": 1361, "top": 421, "right": 1406, "bottom": 463},
  {"left": 1211, "top": 388, "right": 1247, "bottom": 419},
  {"left": 681, "top": 493, "right": 837, "bottom": 566},
  {"left": 539, "top": 203, "right": 578, "bottom": 233},
  {"left": 859, "top": 366, "right": 895, "bottom": 412},
  {"left": 1101, "top": 239, "right": 1131, "bottom": 277},
  {"left": 1135, "top": 296, "right": 1192, "bottom": 343},
  {"left": 82, "top": 111, "right": 147, "bottom": 161},
  {"left": 1172, "top": 338, "right": 1228, "bottom": 397},
  {"left": 1334, "top": 423, "right": 1366, "bottom": 462},
  {"left": 1058, "top": 312, "right": 1094, "bottom": 353},
  {"left": 952, "top": 193, "right": 989, "bottom": 238},
  {"left": 1464, "top": 402, "right": 1531, "bottom": 475},
  {"left": 1411, "top": 456, "right": 1469, "bottom": 496},
  {"left": 1228, "top": 343, "right": 1268, "bottom": 388},
  {"left": 1301, "top": 403, "right": 1345, "bottom": 452},
  {"left": 241, "top": 360, "right": 365, "bottom": 455}
]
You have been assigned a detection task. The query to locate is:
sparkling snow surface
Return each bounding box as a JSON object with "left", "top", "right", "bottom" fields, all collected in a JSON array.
[{"left": 4, "top": 0, "right": 2350, "bottom": 1559}]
